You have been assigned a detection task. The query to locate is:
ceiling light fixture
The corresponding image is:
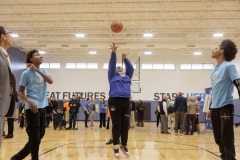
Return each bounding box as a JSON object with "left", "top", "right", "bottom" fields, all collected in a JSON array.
[
  {"left": 144, "top": 51, "right": 152, "bottom": 55},
  {"left": 76, "top": 34, "right": 85, "bottom": 37},
  {"left": 39, "top": 50, "right": 46, "bottom": 54},
  {"left": 143, "top": 33, "right": 153, "bottom": 37},
  {"left": 213, "top": 33, "right": 223, "bottom": 37},
  {"left": 10, "top": 33, "right": 19, "bottom": 38},
  {"left": 194, "top": 52, "right": 202, "bottom": 55},
  {"left": 89, "top": 51, "right": 97, "bottom": 54}
]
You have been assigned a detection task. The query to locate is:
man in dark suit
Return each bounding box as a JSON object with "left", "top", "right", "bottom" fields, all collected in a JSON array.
[{"left": 0, "top": 26, "right": 16, "bottom": 147}]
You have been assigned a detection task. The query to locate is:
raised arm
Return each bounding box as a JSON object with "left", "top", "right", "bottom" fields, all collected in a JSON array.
[{"left": 108, "top": 42, "right": 118, "bottom": 82}]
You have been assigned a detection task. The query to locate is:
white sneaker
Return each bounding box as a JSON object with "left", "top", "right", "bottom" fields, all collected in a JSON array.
[
  {"left": 120, "top": 145, "right": 129, "bottom": 157},
  {"left": 114, "top": 145, "right": 119, "bottom": 158}
]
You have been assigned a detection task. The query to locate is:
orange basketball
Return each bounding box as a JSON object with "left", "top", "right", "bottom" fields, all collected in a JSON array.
[{"left": 111, "top": 20, "right": 123, "bottom": 33}]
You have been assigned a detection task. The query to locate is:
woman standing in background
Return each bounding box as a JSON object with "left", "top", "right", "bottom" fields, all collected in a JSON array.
[
  {"left": 99, "top": 99, "right": 107, "bottom": 128},
  {"left": 136, "top": 99, "right": 145, "bottom": 127}
]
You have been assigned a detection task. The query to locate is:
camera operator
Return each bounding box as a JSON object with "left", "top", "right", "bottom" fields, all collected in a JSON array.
[{"left": 66, "top": 95, "right": 79, "bottom": 130}]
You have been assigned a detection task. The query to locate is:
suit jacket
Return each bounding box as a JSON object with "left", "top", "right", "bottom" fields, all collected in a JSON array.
[{"left": 0, "top": 49, "right": 16, "bottom": 117}]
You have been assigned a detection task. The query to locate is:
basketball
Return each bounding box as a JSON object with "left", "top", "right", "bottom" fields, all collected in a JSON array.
[{"left": 110, "top": 20, "right": 123, "bottom": 33}]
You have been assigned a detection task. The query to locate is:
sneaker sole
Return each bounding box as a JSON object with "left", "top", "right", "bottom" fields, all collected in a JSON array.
[{"left": 120, "top": 148, "right": 129, "bottom": 157}]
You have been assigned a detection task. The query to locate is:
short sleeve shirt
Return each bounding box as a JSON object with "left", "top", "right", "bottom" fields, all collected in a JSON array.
[
  {"left": 210, "top": 61, "right": 239, "bottom": 109},
  {"left": 19, "top": 68, "right": 50, "bottom": 110}
]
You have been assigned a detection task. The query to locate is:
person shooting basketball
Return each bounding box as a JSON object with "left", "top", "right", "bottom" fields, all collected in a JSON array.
[{"left": 107, "top": 42, "right": 134, "bottom": 158}]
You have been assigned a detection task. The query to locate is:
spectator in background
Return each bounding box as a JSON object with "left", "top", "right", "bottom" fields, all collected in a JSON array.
[
  {"left": 45, "top": 98, "right": 51, "bottom": 128},
  {"left": 50, "top": 96, "right": 58, "bottom": 128},
  {"left": 84, "top": 98, "right": 90, "bottom": 128},
  {"left": 67, "top": 95, "right": 79, "bottom": 130},
  {"left": 155, "top": 101, "right": 161, "bottom": 128},
  {"left": 19, "top": 99, "right": 26, "bottom": 129},
  {"left": 63, "top": 99, "right": 70, "bottom": 122},
  {"left": 136, "top": 99, "right": 145, "bottom": 127},
  {"left": 174, "top": 92, "right": 187, "bottom": 136},
  {"left": 195, "top": 101, "right": 200, "bottom": 134},
  {"left": 185, "top": 96, "right": 198, "bottom": 135},
  {"left": 160, "top": 95, "right": 170, "bottom": 134},
  {"left": 5, "top": 94, "right": 18, "bottom": 138},
  {"left": 129, "top": 97, "right": 136, "bottom": 129},
  {"left": 89, "top": 99, "right": 96, "bottom": 126},
  {"left": 50, "top": 97, "right": 58, "bottom": 112},
  {"left": 99, "top": 99, "right": 107, "bottom": 128},
  {"left": 167, "top": 97, "right": 175, "bottom": 130}
]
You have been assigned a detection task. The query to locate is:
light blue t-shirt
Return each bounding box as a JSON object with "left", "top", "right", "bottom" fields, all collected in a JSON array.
[
  {"left": 99, "top": 103, "right": 107, "bottom": 113},
  {"left": 210, "top": 61, "right": 239, "bottom": 109},
  {"left": 19, "top": 68, "right": 50, "bottom": 110}
]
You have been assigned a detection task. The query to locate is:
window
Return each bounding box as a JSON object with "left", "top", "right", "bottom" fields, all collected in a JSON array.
[
  {"left": 203, "top": 64, "right": 214, "bottom": 69},
  {"left": 132, "top": 63, "right": 136, "bottom": 69},
  {"left": 65, "top": 63, "right": 76, "bottom": 69},
  {"left": 181, "top": 64, "right": 191, "bottom": 69},
  {"left": 40, "top": 63, "right": 49, "bottom": 68},
  {"left": 192, "top": 64, "right": 203, "bottom": 69},
  {"left": 153, "top": 63, "right": 163, "bottom": 69},
  {"left": 164, "top": 64, "right": 175, "bottom": 69},
  {"left": 87, "top": 63, "right": 98, "bottom": 69},
  {"left": 142, "top": 63, "right": 152, "bottom": 69},
  {"left": 103, "top": 63, "right": 108, "bottom": 69},
  {"left": 77, "top": 63, "right": 86, "bottom": 69},
  {"left": 49, "top": 63, "right": 60, "bottom": 69}
]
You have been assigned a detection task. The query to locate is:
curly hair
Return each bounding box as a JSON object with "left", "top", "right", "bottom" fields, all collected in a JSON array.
[
  {"left": 26, "top": 49, "right": 39, "bottom": 63},
  {"left": 220, "top": 39, "right": 238, "bottom": 61}
]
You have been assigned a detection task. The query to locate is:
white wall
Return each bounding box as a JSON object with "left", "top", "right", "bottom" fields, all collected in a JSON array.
[{"left": 44, "top": 54, "right": 240, "bottom": 100}]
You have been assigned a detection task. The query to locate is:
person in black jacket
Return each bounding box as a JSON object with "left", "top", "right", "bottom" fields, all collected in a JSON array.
[
  {"left": 129, "top": 97, "right": 136, "bottom": 129},
  {"left": 67, "top": 95, "right": 79, "bottom": 130},
  {"left": 136, "top": 99, "right": 145, "bottom": 127},
  {"left": 45, "top": 98, "right": 52, "bottom": 127},
  {"left": 50, "top": 97, "right": 58, "bottom": 129},
  {"left": 174, "top": 92, "right": 187, "bottom": 136}
]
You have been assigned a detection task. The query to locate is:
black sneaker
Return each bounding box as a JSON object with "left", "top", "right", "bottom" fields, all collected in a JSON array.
[
  {"left": 106, "top": 139, "right": 113, "bottom": 145},
  {"left": 10, "top": 155, "right": 21, "bottom": 160},
  {"left": 113, "top": 145, "right": 119, "bottom": 158},
  {"left": 73, "top": 128, "right": 78, "bottom": 130},
  {"left": 120, "top": 145, "right": 129, "bottom": 157},
  {"left": 66, "top": 127, "right": 72, "bottom": 130}
]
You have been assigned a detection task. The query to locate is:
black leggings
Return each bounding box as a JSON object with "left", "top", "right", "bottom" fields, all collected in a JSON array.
[{"left": 108, "top": 97, "right": 130, "bottom": 146}]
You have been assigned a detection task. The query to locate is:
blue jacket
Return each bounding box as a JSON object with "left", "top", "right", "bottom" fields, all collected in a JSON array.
[
  {"left": 174, "top": 95, "right": 187, "bottom": 112},
  {"left": 108, "top": 52, "right": 134, "bottom": 98}
]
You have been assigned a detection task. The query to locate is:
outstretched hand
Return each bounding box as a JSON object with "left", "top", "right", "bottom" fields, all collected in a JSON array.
[
  {"left": 122, "top": 53, "right": 129, "bottom": 60},
  {"left": 109, "top": 42, "right": 118, "bottom": 52}
]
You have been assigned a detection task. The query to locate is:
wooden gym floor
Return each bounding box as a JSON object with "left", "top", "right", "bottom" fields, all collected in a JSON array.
[{"left": 1, "top": 121, "right": 240, "bottom": 160}]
